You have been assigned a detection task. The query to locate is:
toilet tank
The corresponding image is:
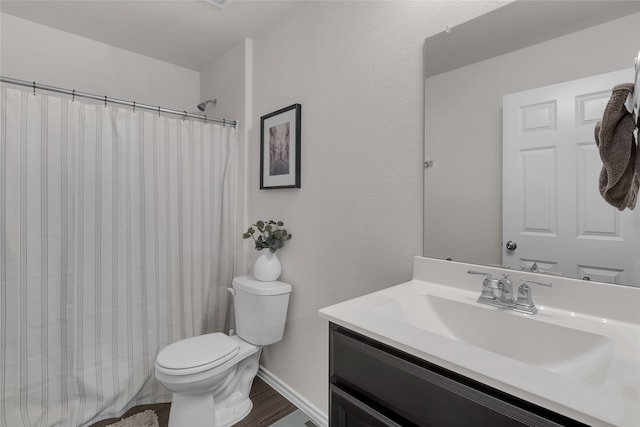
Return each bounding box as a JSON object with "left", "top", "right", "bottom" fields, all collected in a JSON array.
[{"left": 232, "top": 276, "right": 292, "bottom": 345}]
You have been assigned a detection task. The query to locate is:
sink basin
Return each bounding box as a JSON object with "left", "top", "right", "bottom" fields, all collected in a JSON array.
[{"left": 374, "top": 293, "right": 613, "bottom": 384}]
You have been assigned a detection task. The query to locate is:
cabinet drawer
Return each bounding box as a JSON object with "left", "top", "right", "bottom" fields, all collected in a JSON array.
[
  {"left": 330, "top": 325, "right": 582, "bottom": 427},
  {"left": 331, "top": 384, "right": 402, "bottom": 427}
]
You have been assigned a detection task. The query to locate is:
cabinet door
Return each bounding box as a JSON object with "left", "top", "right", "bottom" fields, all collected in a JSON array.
[{"left": 331, "top": 385, "right": 402, "bottom": 427}]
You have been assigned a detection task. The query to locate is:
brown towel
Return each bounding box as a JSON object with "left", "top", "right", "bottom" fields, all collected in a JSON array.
[{"left": 595, "top": 83, "right": 638, "bottom": 211}]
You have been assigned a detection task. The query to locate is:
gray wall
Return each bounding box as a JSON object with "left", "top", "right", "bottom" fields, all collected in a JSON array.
[
  {"left": 244, "top": 0, "right": 507, "bottom": 414},
  {"left": 1, "top": 13, "right": 200, "bottom": 110}
]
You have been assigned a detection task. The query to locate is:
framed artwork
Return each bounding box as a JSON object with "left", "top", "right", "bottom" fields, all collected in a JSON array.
[{"left": 260, "top": 104, "right": 301, "bottom": 189}]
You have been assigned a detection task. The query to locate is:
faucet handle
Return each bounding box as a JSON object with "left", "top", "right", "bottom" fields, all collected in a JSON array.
[
  {"left": 515, "top": 284, "right": 535, "bottom": 311},
  {"left": 515, "top": 279, "right": 552, "bottom": 313},
  {"left": 521, "top": 279, "right": 552, "bottom": 288},
  {"left": 468, "top": 270, "right": 500, "bottom": 299},
  {"left": 467, "top": 270, "right": 492, "bottom": 278}
]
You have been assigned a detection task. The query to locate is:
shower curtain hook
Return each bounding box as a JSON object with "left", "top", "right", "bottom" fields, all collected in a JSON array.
[
  {"left": 158, "top": 106, "right": 161, "bottom": 117},
  {"left": 32, "top": 81, "right": 36, "bottom": 96},
  {"left": 72, "top": 89, "right": 75, "bottom": 102},
  {"left": 183, "top": 111, "right": 187, "bottom": 121},
  {"left": 104, "top": 95, "right": 107, "bottom": 108},
  {"left": 132, "top": 101, "right": 136, "bottom": 113},
  {"left": 204, "top": 115, "right": 207, "bottom": 124}
]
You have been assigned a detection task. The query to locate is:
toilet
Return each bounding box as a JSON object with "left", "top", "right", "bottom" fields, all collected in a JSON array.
[{"left": 155, "top": 275, "right": 292, "bottom": 427}]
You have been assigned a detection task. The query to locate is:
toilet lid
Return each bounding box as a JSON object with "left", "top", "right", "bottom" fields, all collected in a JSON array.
[{"left": 156, "top": 333, "right": 240, "bottom": 371}]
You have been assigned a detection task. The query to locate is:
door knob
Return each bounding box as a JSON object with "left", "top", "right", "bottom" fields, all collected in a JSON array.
[{"left": 505, "top": 241, "right": 517, "bottom": 251}]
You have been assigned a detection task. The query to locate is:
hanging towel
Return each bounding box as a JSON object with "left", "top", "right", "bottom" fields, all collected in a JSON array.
[{"left": 595, "top": 83, "right": 638, "bottom": 211}]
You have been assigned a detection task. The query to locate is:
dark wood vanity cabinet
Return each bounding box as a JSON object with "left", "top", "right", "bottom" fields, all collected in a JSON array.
[{"left": 329, "top": 323, "right": 587, "bottom": 427}]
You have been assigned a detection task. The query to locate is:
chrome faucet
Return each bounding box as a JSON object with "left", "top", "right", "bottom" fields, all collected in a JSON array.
[
  {"left": 497, "top": 274, "right": 513, "bottom": 303},
  {"left": 467, "top": 270, "right": 500, "bottom": 299},
  {"left": 467, "top": 270, "right": 551, "bottom": 314}
]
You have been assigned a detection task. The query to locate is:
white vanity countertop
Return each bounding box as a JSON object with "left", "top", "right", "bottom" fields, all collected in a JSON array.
[{"left": 318, "top": 256, "right": 640, "bottom": 427}]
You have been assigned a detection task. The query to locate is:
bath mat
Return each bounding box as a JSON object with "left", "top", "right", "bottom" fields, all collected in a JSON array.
[
  {"left": 105, "top": 410, "right": 159, "bottom": 427},
  {"left": 269, "top": 409, "right": 317, "bottom": 427}
]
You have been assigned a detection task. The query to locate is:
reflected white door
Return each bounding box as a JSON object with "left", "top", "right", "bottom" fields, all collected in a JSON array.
[{"left": 502, "top": 68, "right": 639, "bottom": 284}]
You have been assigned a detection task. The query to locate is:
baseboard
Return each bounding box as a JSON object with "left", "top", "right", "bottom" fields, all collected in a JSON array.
[{"left": 257, "top": 366, "right": 329, "bottom": 427}]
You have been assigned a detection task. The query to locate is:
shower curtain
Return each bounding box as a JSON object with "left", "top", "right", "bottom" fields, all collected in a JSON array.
[{"left": 0, "top": 86, "right": 238, "bottom": 426}]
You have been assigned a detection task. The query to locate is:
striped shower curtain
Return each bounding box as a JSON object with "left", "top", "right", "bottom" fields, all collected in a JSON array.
[{"left": 0, "top": 86, "right": 238, "bottom": 426}]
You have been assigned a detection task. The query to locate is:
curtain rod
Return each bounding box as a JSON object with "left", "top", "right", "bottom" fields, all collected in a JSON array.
[{"left": 0, "top": 76, "right": 238, "bottom": 129}]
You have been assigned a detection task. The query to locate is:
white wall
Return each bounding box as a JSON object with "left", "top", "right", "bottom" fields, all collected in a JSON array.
[
  {"left": 0, "top": 13, "right": 199, "bottom": 111},
  {"left": 245, "top": 1, "right": 508, "bottom": 415},
  {"left": 200, "top": 38, "right": 253, "bottom": 277},
  {"left": 424, "top": 12, "right": 640, "bottom": 267}
]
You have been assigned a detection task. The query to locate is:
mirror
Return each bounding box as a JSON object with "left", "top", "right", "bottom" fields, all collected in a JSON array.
[{"left": 424, "top": 0, "right": 640, "bottom": 287}]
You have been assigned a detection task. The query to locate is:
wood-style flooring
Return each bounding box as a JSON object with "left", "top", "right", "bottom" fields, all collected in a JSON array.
[
  {"left": 89, "top": 376, "right": 298, "bottom": 427},
  {"left": 235, "top": 377, "right": 298, "bottom": 427}
]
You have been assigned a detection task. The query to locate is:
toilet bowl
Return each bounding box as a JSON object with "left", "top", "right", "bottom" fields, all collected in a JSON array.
[{"left": 155, "top": 276, "right": 291, "bottom": 427}]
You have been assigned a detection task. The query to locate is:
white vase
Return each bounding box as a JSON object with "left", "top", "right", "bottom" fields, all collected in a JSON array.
[{"left": 253, "top": 249, "right": 282, "bottom": 282}]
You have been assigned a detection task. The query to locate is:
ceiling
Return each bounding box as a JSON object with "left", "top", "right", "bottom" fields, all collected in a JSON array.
[
  {"left": 424, "top": 0, "right": 640, "bottom": 78},
  {"left": 0, "top": 0, "right": 305, "bottom": 71}
]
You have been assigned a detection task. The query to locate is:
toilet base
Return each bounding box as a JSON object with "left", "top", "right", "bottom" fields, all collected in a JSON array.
[
  {"left": 167, "top": 389, "right": 254, "bottom": 427},
  {"left": 215, "top": 394, "right": 252, "bottom": 426},
  {"left": 168, "top": 392, "right": 214, "bottom": 427},
  {"left": 167, "top": 384, "right": 256, "bottom": 427},
  {"left": 164, "top": 340, "right": 262, "bottom": 427}
]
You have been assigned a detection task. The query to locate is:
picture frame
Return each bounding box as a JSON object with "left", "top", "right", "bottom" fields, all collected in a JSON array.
[{"left": 260, "top": 103, "right": 301, "bottom": 189}]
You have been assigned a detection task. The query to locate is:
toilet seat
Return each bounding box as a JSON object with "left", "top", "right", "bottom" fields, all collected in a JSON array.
[{"left": 156, "top": 333, "right": 240, "bottom": 375}]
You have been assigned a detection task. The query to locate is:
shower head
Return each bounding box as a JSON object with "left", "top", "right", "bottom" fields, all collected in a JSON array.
[{"left": 197, "top": 99, "right": 217, "bottom": 111}]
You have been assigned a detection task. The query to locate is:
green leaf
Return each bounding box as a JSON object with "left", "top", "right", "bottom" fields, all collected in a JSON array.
[{"left": 245, "top": 219, "right": 292, "bottom": 251}]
